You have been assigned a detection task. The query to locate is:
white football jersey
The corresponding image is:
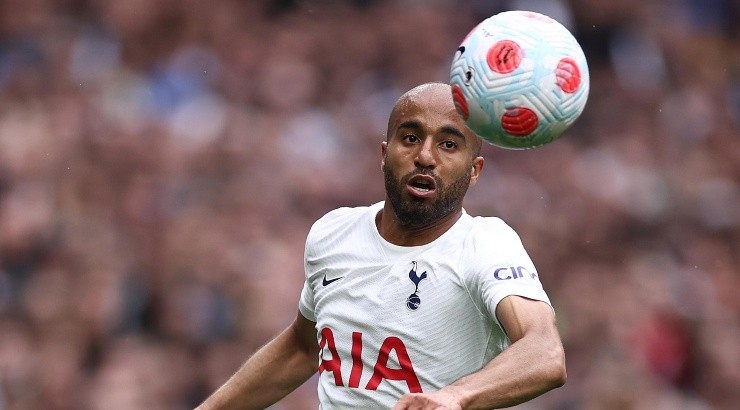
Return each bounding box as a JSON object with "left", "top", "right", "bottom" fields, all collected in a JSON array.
[{"left": 299, "top": 202, "right": 552, "bottom": 409}]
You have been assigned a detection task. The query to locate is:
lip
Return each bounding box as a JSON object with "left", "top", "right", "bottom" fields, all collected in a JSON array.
[{"left": 406, "top": 174, "right": 437, "bottom": 198}]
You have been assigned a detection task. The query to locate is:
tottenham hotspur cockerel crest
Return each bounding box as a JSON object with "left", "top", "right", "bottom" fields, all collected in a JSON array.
[{"left": 406, "top": 261, "right": 427, "bottom": 311}]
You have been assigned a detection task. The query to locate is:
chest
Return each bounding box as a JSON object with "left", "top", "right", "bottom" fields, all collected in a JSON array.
[
  {"left": 310, "top": 256, "right": 481, "bottom": 340},
  {"left": 309, "top": 254, "right": 496, "bottom": 394}
]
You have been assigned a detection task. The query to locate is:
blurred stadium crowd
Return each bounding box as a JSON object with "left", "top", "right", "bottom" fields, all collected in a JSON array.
[{"left": 0, "top": 0, "right": 737, "bottom": 409}]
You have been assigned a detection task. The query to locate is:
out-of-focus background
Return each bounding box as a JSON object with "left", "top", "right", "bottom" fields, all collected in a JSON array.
[{"left": 0, "top": 0, "right": 737, "bottom": 409}]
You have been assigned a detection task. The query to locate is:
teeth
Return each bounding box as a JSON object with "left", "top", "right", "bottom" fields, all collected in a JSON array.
[{"left": 410, "top": 177, "right": 434, "bottom": 192}]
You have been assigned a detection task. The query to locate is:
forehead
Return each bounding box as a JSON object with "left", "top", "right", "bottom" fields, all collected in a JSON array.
[{"left": 389, "top": 86, "right": 471, "bottom": 134}]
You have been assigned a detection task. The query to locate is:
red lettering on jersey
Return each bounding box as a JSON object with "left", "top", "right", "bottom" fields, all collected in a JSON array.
[
  {"left": 349, "top": 331, "right": 363, "bottom": 388},
  {"left": 365, "top": 336, "right": 422, "bottom": 393},
  {"left": 318, "top": 327, "right": 343, "bottom": 386}
]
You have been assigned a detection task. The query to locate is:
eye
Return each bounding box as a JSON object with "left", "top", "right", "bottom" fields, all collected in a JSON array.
[
  {"left": 441, "top": 140, "right": 457, "bottom": 149},
  {"left": 403, "top": 134, "right": 420, "bottom": 143}
]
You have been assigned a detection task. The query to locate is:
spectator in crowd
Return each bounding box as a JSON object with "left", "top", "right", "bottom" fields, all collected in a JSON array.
[{"left": 0, "top": 0, "right": 737, "bottom": 409}]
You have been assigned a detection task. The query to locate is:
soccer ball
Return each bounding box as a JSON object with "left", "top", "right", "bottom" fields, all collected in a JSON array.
[{"left": 450, "top": 10, "right": 589, "bottom": 149}]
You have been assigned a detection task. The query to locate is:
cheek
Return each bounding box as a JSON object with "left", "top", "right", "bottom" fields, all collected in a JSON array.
[
  {"left": 442, "top": 163, "right": 473, "bottom": 185},
  {"left": 385, "top": 150, "right": 412, "bottom": 171}
]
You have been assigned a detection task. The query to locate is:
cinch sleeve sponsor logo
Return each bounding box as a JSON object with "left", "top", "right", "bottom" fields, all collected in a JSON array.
[{"left": 493, "top": 266, "right": 538, "bottom": 280}]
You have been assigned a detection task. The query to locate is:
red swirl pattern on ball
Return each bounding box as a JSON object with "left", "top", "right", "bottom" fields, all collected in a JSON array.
[
  {"left": 556, "top": 57, "right": 581, "bottom": 93},
  {"left": 487, "top": 40, "right": 523, "bottom": 74},
  {"left": 501, "top": 107, "right": 538, "bottom": 136},
  {"left": 451, "top": 84, "right": 469, "bottom": 120}
]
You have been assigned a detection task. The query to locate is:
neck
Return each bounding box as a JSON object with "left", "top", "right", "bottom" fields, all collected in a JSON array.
[{"left": 376, "top": 202, "right": 463, "bottom": 247}]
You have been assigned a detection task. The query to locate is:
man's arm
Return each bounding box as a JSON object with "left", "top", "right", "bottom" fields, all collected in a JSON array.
[
  {"left": 196, "top": 312, "right": 319, "bottom": 410},
  {"left": 394, "top": 295, "right": 566, "bottom": 409}
]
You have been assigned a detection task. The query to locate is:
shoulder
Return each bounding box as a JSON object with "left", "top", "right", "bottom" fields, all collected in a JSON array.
[
  {"left": 304, "top": 203, "right": 380, "bottom": 270},
  {"left": 309, "top": 204, "right": 373, "bottom": 235},
  {"left": 458, "top": 215, "right": 531, "bottom": 273},
  {"left": 465, "top": 215, "right": 523, "bottom": 246},
  {"left": 306, "top": 202, "right": 380, "bottom": 247}
]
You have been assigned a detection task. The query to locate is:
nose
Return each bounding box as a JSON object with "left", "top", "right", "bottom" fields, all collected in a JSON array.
[{"left": 414, "top": 138, "right": 437, "bottom": 169}]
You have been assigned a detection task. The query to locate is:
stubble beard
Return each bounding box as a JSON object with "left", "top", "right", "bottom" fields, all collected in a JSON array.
[{"left": 383, "top": 165, "right": 471, "bottom": 228}]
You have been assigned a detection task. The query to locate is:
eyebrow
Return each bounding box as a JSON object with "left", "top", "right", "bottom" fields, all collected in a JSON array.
[
  {"left": 397, "top": 119, "right": 423, "bottom": 131},
  {"left": 397, "top": 120, "right": 467, "bottom": 141},
  {"left": 440, "top": 125, "right": 467, "bottom": 141}
]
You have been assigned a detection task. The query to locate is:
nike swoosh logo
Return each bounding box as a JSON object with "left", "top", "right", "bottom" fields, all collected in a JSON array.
[{"left": 322, "top": 275, "right": 343, "bottom": 286}]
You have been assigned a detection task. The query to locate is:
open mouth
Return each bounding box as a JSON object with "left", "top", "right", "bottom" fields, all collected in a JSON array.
[{"left": 407, "top": 174, "right": 437, "bottom": 198}]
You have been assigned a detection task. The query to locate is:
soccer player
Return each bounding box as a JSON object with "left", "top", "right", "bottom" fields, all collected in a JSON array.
[{"left": 197, "top": 82, "right": 565, "bottom": 409}]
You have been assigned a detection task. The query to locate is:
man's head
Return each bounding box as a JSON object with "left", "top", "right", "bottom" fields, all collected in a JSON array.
[{"left": 381, "top": 82, "right": 484, "bottom": 227}]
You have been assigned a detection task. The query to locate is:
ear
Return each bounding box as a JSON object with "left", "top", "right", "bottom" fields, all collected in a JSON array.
[
  {"left": 381, "top": 141, "right": 388, "bottom": 171},
  {"left": 468, "top": 156, "right": 485, "bottom": 187}
]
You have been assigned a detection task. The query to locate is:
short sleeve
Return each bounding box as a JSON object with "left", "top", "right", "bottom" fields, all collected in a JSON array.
[
  {"left": 465, "top": 218, "right": 552, "bottom": 328},
  {"left": 298, "top": 279, "right": 316, "bottom": 322}
]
